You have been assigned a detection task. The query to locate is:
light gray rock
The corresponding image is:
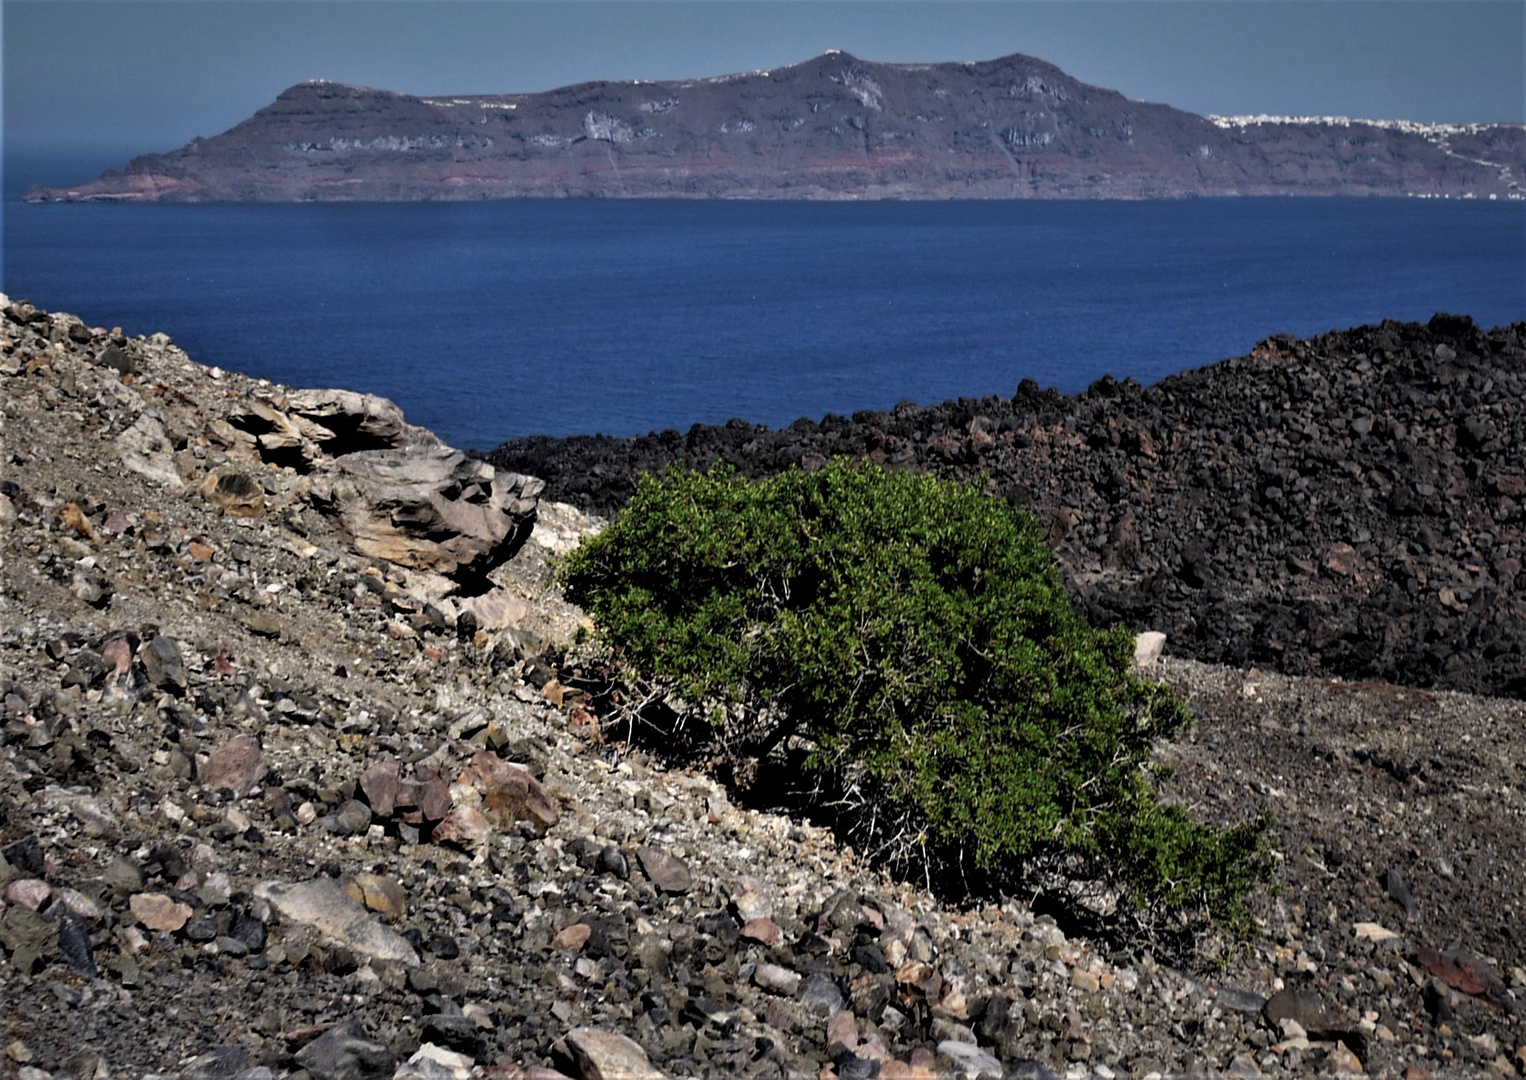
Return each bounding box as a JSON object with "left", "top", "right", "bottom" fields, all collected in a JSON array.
[
  {"left": 284, "top": 388, "right": 421, "bottom": 454},
  {"left": 936, "top": 1040, "right": 1005, "bottom": 1080},
  {"left": 179, "top": 1046, "right": 250, "bottom": 1080},
  {"left": 115, "top": 412, "right": 185, "bottom": 489},
  {"left": 797, "top": 972, "right": 844, "bottom": 1017},
  {"left": 752, "top": 962, "right": 802, "bottom": 996},
  {"left": 307, "top": 444, "right": 542, "bottom": 579},
  {"left": 254, "top": 878, "right": 420, "bottom": 965},
  {"left": 1134, "top": 630, "right": 1167, "bottom": 668},
  {"left": 565, "top": 1028, "right": 667, "bottom": 1080},
  {"left": 393, "top": 1044, "right": 473, "bottom": 1080}
]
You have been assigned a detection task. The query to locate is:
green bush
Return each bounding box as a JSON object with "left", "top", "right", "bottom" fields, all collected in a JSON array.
[{"left": 561, "top": 459, "right": 1269, "bottom": 926}]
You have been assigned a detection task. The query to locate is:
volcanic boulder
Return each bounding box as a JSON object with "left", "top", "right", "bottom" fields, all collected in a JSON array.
[{"left": 307, "top": 444, "right": 543, "bottom": 582}]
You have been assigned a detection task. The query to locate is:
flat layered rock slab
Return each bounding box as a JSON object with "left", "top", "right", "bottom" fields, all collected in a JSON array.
[{"left": 254, "top": 878, "right": 420, "bottom": 965}]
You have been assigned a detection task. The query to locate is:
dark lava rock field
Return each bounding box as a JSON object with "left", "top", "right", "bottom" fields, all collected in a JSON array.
[{"left": 488, "top": 315, "right": 1526, "bottom": 701}]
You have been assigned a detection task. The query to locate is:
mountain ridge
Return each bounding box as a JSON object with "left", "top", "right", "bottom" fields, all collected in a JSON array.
[{"left": 26, "top": 50, "right": 1526, "bottom": 202}]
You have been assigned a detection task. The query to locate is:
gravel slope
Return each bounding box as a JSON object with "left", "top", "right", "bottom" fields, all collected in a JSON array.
[{"left": 1, "top": 301, "right": 1522, "bottom": 1080}]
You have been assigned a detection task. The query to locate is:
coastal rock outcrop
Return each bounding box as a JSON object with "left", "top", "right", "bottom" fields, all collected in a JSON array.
[{"left": 309, "top": 445, "right": 543, "bottom": 581}]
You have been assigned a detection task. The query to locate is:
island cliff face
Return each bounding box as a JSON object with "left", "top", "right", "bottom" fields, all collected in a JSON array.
[{"left": 26, "top": 51, "right": 1526, "bottom": 202}]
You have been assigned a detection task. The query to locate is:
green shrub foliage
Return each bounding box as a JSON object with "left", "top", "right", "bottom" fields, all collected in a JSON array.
[{"left": 561, "top": 459, "right": 1269, "bottom": 924}]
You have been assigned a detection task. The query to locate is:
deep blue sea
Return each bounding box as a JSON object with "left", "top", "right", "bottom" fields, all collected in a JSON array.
[{"left": 3, "top": 196, "right": 1522, "bottom": 450}]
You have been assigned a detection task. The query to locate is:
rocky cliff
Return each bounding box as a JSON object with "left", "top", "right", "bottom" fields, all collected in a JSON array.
[
  {"left": 2, "top": 300, "right": 1523, "bottom": 1078},
  {"left": 25, "top": 52, "right": 1526, "bottom": 202}
]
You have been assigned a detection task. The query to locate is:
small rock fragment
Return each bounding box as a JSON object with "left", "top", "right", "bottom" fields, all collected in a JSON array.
[
  {"left": 635, "top": 845, "right": 691, "bottom": 895},
  {"left": 343, "top": 874, "right": 406, "bottom": 920},
  {"left": 254, "top": 878, "right": 420, "bottom": 964},
  {"left": 1385, "top": 867, "right": 1419, "bottom": 920},
  {"left": 1134, "top": 630, "right": 1166, "bottom": 667},
  {"left": 936, "top": 1040, "right": 1005, "bottom": 1080},
  {"left": 55, "top": 911, "right": 97, "bottom": 976},
  {"left": 731, "top": 881, "right": 772, "bottom": 922},
  {"left": 753, "top": 963, "right": 802, "bottom": 996},
  {"left": 565, "top": 1028, "right": 666, "bottom": 1080},
  {"left": 740, "top": 917, "right": 780, "bottom": 946},
  {"left": 826, "top": 1010, "right": 859, "bottom": 1057},
  {"left": 201, "top": 734, "right": 265, "bottom": 797},
  {"left": 130, "top": 892, "right": 193, "bottom": 932},
  {"left": 1417, "top": 946, "right": 1507, "bottom": 1002},
  {"left": 141, "top": 635, "right": 187, "bottom": 694},
  {"left": 321, "top": 799, "right": 373, "bottom": 837},
  {"left": 398, "top": 1043, "right": 473, "bottom": 1080},
  {"left": 116, "top": 413, "right": 185, "bottom": 490},
  {"left": 293, "top": 1020, "right": 395, "bottom": 1080},
  {"left": 3, "top": 879, "right": 52, "bottom": 911},
  {"left": 178, "top": 1045, "right": 250, "bottom": 1080},
  {"left": 552, "top": 923, "right": 592, "bottom": 951},
  {"left": 798, "top": 972, "right": 845, "bottom": 1017}
]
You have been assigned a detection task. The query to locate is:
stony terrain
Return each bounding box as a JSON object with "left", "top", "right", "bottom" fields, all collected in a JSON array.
[
  {"left": 490, "top": 315, "right": 1526, "bottom": 703},
  {"left": 1, "top": 299, "right": 1523, "bottom": 1080},
  {"left": 23, "top": 52, "right": 1525, "bottom": 203}
]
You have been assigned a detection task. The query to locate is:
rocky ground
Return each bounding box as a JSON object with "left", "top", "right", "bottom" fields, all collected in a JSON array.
[
  {"left": 488, "top": 315, "right": 1526, "bottom": 703},
  {"left": 1, "top": 299, "right": 1523, "bottom": 1080}
]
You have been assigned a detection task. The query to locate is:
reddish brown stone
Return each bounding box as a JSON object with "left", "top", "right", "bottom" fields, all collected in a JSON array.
[
  {"left": 358, "top": 759, "right": 402, "bottom": 817},
  {"left": 58, "top": 503, "right": 94, "bottom": 539},
  {"left": 130, "top": 892, "right": 192, "bottom": 932},
  {"left": 102, "top": 511, "right": 133, "bottom": 535},
  {"left": 552, "top": 923, "right": 592, "bottom": 951},
  {"left": 636, "top": 846, "right": 692, "bottom": 894},
  {"left": 1417, "top": 946, "right": 1507, "bottom": 1001},
  {"left": 826, "top": 1010, "right": 858, "bottom": 1057},
  {"left": 201, "top": 734, "right": 265, "bottom": 797},
  {"left": 344, "top": 873, "right": 407, "bottom": 920},
  {"left": 457, "top": 751, "right": 558, "bottom": 834},
  {"left": 1324, "top": 542, "right": 1362, "bottom": 577},
  {"left": 740, "top": 917, "right": 781, "bottom": 946},
  {"left": 402, "top": 766, "right": 453, "bottom": 822},
  {"left": 100, "top": 638, "right": 133, "bottom": 675}
]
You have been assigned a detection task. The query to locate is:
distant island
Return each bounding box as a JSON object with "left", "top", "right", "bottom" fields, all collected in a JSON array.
[{"left": 25, "top": 50, "right": 1526, "bottom": 202}]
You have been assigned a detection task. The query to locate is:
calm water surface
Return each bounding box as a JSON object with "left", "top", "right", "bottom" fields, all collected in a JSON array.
[{"left": 4, "top": 198, "right": 1522, "bottom": 449}]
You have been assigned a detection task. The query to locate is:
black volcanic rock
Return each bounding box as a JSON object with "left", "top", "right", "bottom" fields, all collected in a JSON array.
[
  {"left": 26, "top": 52, "right": 1526, "bottom": 202},
  {"left": 486, "top": 315, "right": 1526, "bottom": 700}
]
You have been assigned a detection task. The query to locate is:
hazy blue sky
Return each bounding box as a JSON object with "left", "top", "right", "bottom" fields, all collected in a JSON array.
[{"left": 5, "top": 1, "right": 1523, "bottom": 176}]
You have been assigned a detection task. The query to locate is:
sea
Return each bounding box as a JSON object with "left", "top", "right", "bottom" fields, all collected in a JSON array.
[{"left": 3, "top": 182, "right": 1522, "bottom": 451}]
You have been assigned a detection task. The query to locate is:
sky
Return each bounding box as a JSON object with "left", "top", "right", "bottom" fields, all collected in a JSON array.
[{"left": 3, "top": 0, "right": 1523, "bottom": 184}]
